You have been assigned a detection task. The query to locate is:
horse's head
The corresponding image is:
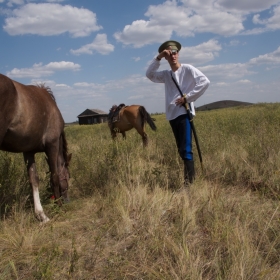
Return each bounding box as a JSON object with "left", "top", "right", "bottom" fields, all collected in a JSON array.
[
  {"left": 59, "top": 153, "right": 72, "bottom": 203},
  {"left": 47, "top": 153, "right": 72, "bottom": 204}
]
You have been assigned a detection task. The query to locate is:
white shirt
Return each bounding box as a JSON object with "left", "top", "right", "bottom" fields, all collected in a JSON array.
[{"left": 146, "top": 58, "right": 210, "bottom": 120}]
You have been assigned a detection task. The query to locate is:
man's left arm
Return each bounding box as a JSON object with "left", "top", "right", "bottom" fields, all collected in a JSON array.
[{"left": 186, "top": 66, "right": 210, "bottom": 103}]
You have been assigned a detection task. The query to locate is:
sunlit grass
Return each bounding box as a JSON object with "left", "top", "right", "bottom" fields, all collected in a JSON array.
[{"left": 0, "top": 103, "right": 279, "bottom": 279}]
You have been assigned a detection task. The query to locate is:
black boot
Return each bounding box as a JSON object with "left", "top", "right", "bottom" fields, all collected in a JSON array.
[{"left": 184, "top": 160, "right": 195, "bottom": 186}]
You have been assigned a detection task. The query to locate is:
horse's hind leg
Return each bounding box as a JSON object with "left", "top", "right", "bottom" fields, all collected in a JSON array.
[
  {"left": 137, "top": 130, "right": 148, "bottom": 146},
  {"left": 142, "top": 132, "right": 148, "bottom": 146},
  {"left": 23, "top": 152, "right": 50, "bottom": 223},
  {"left": 134, "top": 125, "right": 148, "bottom": 146}
]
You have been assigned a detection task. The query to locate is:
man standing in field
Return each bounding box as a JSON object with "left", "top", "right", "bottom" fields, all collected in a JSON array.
[{"left": 146, "top": 40, "right": 210, "bottom": 186}]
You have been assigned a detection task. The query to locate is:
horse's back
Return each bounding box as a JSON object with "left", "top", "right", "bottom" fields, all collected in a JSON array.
[
  {"left": 0, "top": 74, "right": 64, "bottom": 153},
  {"left": 122, "top": 105, "right": 141, "bottom": 119},
  {"left": 117, "top": 105, "right": 144, "bottom": 130}
]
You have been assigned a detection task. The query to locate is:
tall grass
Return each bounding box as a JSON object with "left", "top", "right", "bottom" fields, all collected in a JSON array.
[
  {"left": 196, "top": 103, "right": 280, "bottom": 197},
  {"left": 0, "top": 103, "right": 279, "bottom": 279}
]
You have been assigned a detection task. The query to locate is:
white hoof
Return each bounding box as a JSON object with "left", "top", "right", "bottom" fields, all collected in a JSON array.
[{"left": 36, "top": 212, "right": 50, "bottom": 223}]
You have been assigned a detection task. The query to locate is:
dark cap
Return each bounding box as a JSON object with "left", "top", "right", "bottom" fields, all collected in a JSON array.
[{"left": 158, "top": 40, "right": 181, "bottom": 53}]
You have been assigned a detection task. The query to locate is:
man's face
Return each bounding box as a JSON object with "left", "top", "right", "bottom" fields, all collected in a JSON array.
[{"left": 165, "top": 46, "right": 179, "bottom": 64}]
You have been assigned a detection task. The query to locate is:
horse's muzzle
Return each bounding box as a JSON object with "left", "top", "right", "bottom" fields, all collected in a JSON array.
[{"left": 63, "top": 196, "right": 70, "bottom": 203}]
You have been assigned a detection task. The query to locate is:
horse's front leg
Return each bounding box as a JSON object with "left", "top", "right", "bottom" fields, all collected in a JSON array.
[
  {"left": 121, "top": 131, "right": 126, "bottom": 139},
  {"left": 111, "top": 130, "right": 117, "bottom": 141},
  {"left": 23, "top": 152, "right": 50, "bottom": 223}
]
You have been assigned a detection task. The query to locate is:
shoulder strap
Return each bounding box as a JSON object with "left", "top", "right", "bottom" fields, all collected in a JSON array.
[
  {"left": 170, "top": 72, "right": 192, "bottom": 116},
  {"left": 170, "top": 72, "right": 183, "bottom": 97}
]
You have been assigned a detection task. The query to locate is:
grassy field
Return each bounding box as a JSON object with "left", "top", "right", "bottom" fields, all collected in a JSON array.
[{"left": 0, "top": 103, "right": 279, "bottom": 279}]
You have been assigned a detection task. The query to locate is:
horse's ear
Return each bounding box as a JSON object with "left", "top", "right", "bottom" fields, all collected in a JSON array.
[{"left": 67, "top": 153, "right": 72, "bottom": 163}]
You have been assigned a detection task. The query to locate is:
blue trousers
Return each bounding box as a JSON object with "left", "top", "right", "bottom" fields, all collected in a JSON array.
[{"left": 169, "top": 114, "right": 193, "bottom": 160}]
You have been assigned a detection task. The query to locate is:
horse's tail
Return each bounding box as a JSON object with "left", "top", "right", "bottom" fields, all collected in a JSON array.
[{"left": 139, "top": 106, "right": 157, "bottom": 131}]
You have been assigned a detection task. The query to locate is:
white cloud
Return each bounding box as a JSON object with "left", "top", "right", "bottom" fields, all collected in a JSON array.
[
  {"left": 114, "top": 0, "right": 244, "bottom": 47},
  {"left": 55, "top": 83, "right": 70, "bottom": 88},
  {"left": 200, "top": 63, "right": 255, "bottom": 80},
  {"left": 195, "top": 45, "right": 280, "bottom": 87},
  {"left": 248, "top": 46, "right": 280, "bottom": 65},
  {"left": 252, "top": 14, "right": 264, "bottom": 25},
  {"left": 266, "top": 5, "right": 280, "bottom": 29},
  {"left": 7, "top": 61, "right": 81, "bottom": 78},
  {"left": 216, "top": 82, "right": 228, "bottom": 86},
  {"left": 237, "top": 79, "right": 252, "bottom": 84},
  {"left": 180, "top": 39, "right": 222, "bottom": 64},
  {"left": 214, "top": 0, "right": 280, "bottom": 13},
  {"left": 132, "top": 57, "right": 141, "bottom": 62},
  {"left": 128, "top": 95, "right": 144, "bottom": 100},
  {"left": 46, "top": 0, "right": 65, "bottom": 2},
  {"left": 113, "top": 1, "right": 280, "bottom": 48},
  {"left": 228, "top": 40, "right": 240, "bottom": 46},
  {"left": 45, "top": 61, "right": 81, "bottom": 70},
  {"left": 242, "top": 27, "right": 269, "bottom": 35},
  {"left": 73, "top": 82, "right": 96, "bottom": 87},
  {"left": 70, "top": 34, "right": 114, "bottom": 55},
  {"left": 6, "top": 0, "right": 24, "bottom": 7},
  {"left": 114, "top": 19, "right": 172, "bottom": 48},
  {"left": 3, "top": 3, "right": 102, "bottom": 37},
  {"left": 242, "top": 4, "right": 280, "bottom": 34},
  {"left": 174, "top": 4, "right": 244, "bottom": 37}
]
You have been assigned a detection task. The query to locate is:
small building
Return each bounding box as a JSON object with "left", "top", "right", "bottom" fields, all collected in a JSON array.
[{"left": 77, "top": 109, "right": 108, "bottom": 125}]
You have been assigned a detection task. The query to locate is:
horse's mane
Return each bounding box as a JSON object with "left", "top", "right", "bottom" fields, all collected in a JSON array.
[{"left": 37, "top": 84, "right": 56, "bottom": 102}]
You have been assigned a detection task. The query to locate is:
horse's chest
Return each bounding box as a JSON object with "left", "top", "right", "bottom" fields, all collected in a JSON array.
[{"left": 1, "top": 128, "right": 44, "bottom": 152}]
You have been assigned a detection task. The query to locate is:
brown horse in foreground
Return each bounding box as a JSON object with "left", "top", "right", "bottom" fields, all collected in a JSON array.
[
  {"left": 108, "top": 104, "right": 157, "bottom": 146},
  {"left": 0, "top": 73, "right": 71, "bottom": 223}
]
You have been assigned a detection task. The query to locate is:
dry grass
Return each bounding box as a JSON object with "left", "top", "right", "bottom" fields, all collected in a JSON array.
[{"left": 0, "top": 103, "right": 279, "bottom": 279}]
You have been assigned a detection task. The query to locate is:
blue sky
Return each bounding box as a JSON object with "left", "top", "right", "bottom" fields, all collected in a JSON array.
[{"left": 0, "top": 0, "right": 280, "bottom": 123}]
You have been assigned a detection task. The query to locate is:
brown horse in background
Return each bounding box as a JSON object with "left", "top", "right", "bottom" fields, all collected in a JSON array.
[
  {"left": 108, "top": 104, "right": 157, "bottom": 146},
  {"left": 0, "top": 73, "right": 71, "bottom": 223}
]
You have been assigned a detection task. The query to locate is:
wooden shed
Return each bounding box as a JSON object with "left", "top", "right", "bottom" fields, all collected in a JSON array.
[{"left": 77, "top": 109, "right": 108, "bottom": 125}]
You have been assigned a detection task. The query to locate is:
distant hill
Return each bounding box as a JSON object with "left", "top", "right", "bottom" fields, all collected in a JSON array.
[{"left": 196, "top": 100, "right": 253, "bottom": 111}]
